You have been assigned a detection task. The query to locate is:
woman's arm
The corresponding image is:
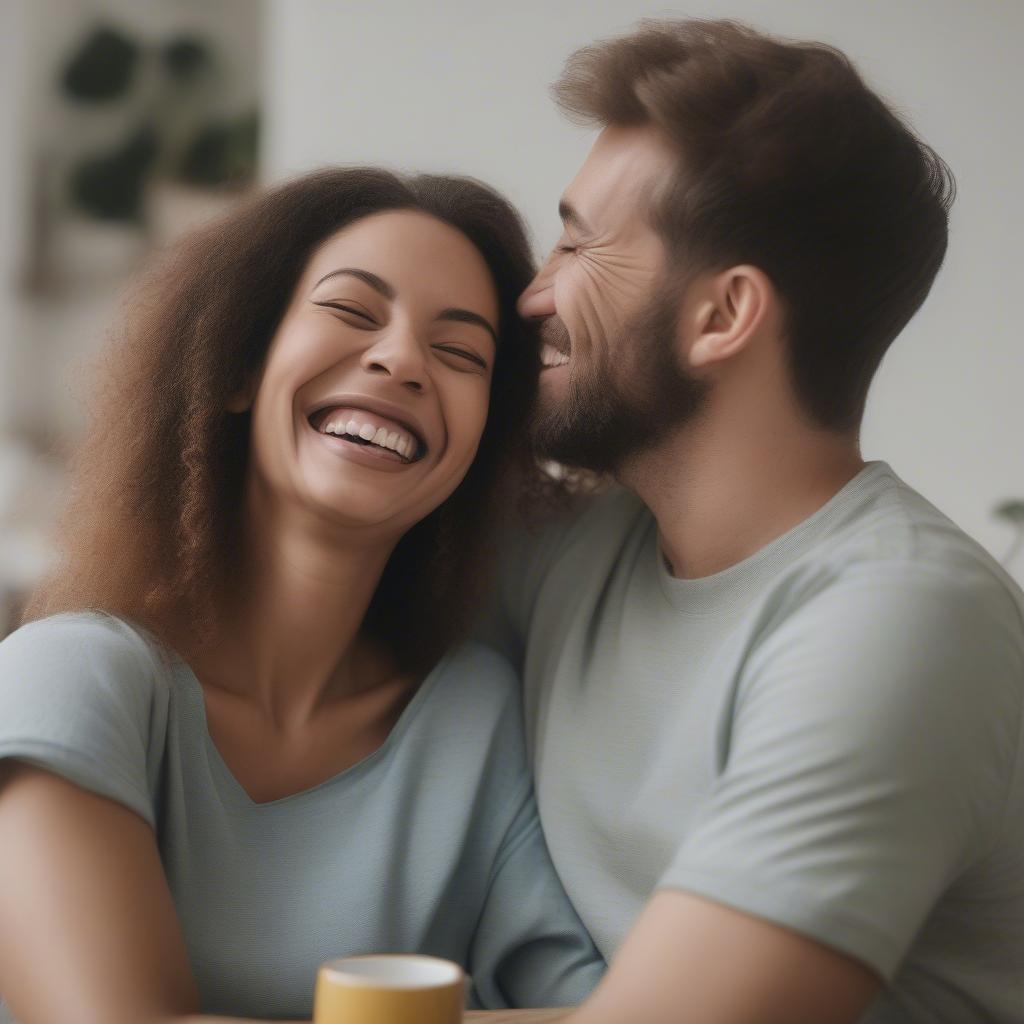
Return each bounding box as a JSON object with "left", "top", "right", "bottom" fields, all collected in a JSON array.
[
  {"left": 468, "top": 782, "right": 605, "bottom": 1010},
  {"left": 0, "top": 763, "right": 302, "bottom": 1024}
]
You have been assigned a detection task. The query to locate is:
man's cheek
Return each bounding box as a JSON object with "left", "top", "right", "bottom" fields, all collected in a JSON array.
[{"left": 580, "top": 294, "right": 627, "bottom": 354}]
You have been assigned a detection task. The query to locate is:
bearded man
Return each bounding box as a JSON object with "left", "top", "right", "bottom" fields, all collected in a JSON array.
[{"left": 483, "top": 19, "right": 1024, "bottom": 1024}]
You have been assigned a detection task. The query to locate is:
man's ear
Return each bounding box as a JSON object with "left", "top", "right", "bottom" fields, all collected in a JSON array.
[{"left": 685, "top": 266, "right": 774, "bottom": 369}]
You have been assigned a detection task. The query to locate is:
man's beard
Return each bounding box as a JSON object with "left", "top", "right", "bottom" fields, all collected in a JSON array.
[{"left": 531, "top": 285, "right": 710, "bottom": 474}]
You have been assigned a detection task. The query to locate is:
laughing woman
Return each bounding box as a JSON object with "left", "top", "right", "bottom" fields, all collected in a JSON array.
[{"left": 0, "top": 169, "right": 602, "bottom": 1023}]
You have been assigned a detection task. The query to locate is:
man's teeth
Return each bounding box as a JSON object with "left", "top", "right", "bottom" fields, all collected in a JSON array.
[
  {"left": 321, "top": 416, "right": 417, "bottom": 459},
  {"left": 541, "top": 343, "right": 570, "bottom": 368}
]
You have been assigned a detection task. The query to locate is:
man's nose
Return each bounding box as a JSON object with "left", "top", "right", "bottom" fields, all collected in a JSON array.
[
  {"left": 360, "top": 328, "right": 428, "bottom": 393},
  {"left": 517, "top": 266, "right": 557, "bottom": 320}
]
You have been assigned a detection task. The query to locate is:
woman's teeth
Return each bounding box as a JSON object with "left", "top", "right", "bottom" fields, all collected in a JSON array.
[{"left": 320, "top": 416, "right": 418, "bottom": 460}]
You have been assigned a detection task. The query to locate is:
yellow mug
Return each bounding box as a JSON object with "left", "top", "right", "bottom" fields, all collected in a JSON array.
[{"left": 313, "top": 953, "right": 465, "bottom": 1024}]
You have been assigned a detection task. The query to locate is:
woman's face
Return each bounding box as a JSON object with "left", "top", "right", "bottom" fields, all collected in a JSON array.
[{"left": 244, "top": 209, "right": 499, "bottom": 536}]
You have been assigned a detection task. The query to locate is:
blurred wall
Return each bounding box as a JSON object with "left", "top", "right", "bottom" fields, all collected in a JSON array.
[
  {"left": 0, "top": 1, "right": 31, "bottom": 434},
  {"left": 0, "top": 0, "right": 264, "bottom": 632},
  {"left": 262, "top": 0, "right": 1024, "bottom": 570},
  {"left": 3, "top": 0, "right": 263, "bottom": 444}
]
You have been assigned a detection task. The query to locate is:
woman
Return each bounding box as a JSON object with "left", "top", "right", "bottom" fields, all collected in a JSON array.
[{"left": 0, "top": 169, "right": 602, "bottom": 1023}]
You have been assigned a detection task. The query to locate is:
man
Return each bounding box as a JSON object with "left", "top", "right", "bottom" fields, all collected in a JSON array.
[{"left": 482, "top": 19, "right": 1024, "bottom": 1024}]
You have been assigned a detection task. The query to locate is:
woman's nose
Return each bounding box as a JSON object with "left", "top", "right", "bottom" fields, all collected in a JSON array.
[{"left": 360, "top": 328, "right": 428, "bottom": 393}]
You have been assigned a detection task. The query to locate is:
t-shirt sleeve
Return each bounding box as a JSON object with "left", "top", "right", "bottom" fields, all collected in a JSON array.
[
  {"left": 0, "top": 612, "right": 166, "bottom": 828},
  {"left": 659, "top": 563, "right": 1024, "bottom": 980},
  {"left": 467, "top": 778, "right": 606, "bottom": 1009}
]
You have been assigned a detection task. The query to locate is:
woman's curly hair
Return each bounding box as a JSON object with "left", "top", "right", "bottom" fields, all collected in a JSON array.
[{"left": 25, "top": 167, "right": 559, "bottom": 674}]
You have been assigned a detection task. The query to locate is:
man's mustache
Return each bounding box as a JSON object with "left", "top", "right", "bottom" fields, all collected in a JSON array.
[{"left": 538, "top": 316, "right": 571, "bottom": 356}]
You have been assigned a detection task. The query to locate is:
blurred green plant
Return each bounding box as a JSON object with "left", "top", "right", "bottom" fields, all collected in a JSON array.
[
  {"left": 161, "top": 35, "right": 213, "bottom": 82},
  {"left": 993, "top": 499, "right": 1024, "bottom": 568},
  {"left": 177, "top": 111, "right": 260, "bottom": 187},
  {"left": 59, "top": 22, "right": 258, "bottom": 224},
  {"left": 69, "top": 126, "right": 159, "bottom": 221},
  {"left": 61, "top": 25, "right": 139, "bottom": 101}
]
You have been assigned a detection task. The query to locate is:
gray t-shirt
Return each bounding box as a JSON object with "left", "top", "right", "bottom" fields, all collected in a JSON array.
[
  {"left": 483, "top": 462, "right": 1024, "bottom": 1023},
  {"left": 0, "top": 612, "right": 604, "bottom": 1021}
]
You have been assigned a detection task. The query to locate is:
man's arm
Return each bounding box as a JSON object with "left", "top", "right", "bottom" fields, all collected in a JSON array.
[
  {"left": 567, "top": 891, "right": 877, "bottom": 1024},
  {"left": 567, "top": 564, "right": 1022, "bottom": 1023}
]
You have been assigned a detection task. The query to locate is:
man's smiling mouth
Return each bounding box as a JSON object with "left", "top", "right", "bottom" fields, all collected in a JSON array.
[
  {"left": 540, "top": 343, "right": 570, "bottom": 369},
  {"left": 539, "top": 317, "right": 572, "bottom": 370},
  {"left": 308, "top": 405, "right": 426, "bottom": 463}
]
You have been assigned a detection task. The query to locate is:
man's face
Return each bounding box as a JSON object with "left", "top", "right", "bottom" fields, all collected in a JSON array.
[{"left": 518, "top": 124, "right": 709, "bottom": 473}]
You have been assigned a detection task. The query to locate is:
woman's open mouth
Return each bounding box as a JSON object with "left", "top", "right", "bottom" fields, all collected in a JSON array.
[{"left": 308, "top": 406, "right": 427, "bottom": 464}]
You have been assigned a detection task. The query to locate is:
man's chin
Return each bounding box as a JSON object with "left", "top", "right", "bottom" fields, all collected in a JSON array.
[
  {"left": 534, "top": 367, "right": 572, "bottom": 430},
  {"left": 531, "top": 412, "right": 615, "bottom": 475}
]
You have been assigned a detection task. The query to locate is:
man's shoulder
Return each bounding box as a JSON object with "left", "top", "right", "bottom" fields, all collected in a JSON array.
[{"left": 785, "top": 463, "right": 1024, "bottom": 620}]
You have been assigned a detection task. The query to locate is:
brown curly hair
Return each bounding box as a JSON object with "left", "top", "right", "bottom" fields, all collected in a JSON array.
[{"left": 25, "top": 167, "right": 553, "bottom": 674}]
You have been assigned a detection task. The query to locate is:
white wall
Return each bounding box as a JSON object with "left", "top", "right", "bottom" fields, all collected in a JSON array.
[{"left": 262, "top": 0, "right": 1024, "bottom": 571}]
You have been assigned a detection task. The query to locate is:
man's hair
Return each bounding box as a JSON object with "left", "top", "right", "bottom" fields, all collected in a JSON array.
[
  {"left": 24, "top": 168, "right": 548, "bottom": 674},
  {"left": 554, "top": 19, "right": 955, "bottom": 431}
]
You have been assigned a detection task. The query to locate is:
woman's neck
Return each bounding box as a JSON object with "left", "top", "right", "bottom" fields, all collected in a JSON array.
[{"left": 186, "top": 489, "right": 402, "bottom": 732}]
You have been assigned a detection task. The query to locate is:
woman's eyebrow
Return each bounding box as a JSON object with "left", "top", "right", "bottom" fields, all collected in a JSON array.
[
  {"left": 436, "top": 308, "right": 498, "bottom": 345},
  {"left": 312, "top": 267, "right": 395, "bottom": 299}
]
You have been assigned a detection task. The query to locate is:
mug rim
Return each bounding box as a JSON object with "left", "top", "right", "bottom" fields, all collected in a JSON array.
[{"left": 319, "top": 953, "right": 464, "bottom": 990}]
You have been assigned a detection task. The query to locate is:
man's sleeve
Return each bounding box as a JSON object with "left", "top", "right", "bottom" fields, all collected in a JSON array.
[
  {"left": 0, "top": 613, "right": 165, "bottom": 828},
  {"left": 659, "top": 562, "right": 1024, "bottom": 979}
]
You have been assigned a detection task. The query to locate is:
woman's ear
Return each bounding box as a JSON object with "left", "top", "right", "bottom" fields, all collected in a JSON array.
[{"left": 685, "top": 265, "right": 774, "bottom": 369}]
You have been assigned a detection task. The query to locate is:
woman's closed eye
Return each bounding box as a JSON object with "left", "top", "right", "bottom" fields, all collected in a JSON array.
[
  {"left": 312, "top": 299, "right": 488, "bottom": 370},
  {"left": 433, "top": 344, "right": 489, "bottom": 371},
  {"left": 313, "top": 299, "right": 377, "bottom": 325}
]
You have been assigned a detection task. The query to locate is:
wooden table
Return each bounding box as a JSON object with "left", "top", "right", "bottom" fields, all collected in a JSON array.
[{"left": 466, "top": 1012, "right": 565, "bottom": 1022}]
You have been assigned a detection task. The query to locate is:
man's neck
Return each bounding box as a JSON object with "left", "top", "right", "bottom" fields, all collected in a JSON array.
[{"left": 618, "top": 412, "right": 864, "bottom": 580}]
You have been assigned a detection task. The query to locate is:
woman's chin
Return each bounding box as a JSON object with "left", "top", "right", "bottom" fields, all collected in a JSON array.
[
  {"left": 265, "top": 422, "right": 469, "bottom": 537},
  {"left": 290, "top": 458, "right": 426, "bottom": 537}
]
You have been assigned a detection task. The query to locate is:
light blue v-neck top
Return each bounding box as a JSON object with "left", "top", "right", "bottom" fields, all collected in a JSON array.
[{"left": 0, "top": 612, "right": 604, "bottom": 1020}]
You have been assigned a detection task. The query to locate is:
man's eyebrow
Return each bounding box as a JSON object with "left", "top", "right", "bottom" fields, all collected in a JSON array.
[
  {"left": 558, "top": 199, "right": 591, "bottom": 235},
  {"left": 437, "top": 308, "right": 498, "bottom": 345},
  {"left": 312, "top": 267, "right": 396, "bottom": 299}
]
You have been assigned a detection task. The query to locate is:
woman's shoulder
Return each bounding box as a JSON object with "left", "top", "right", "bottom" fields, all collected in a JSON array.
[
  {"left": 413, "top": 641, "right": 527, "bottom": 762},
  {"left": 382, "top": 642, "right": 531, "bottom": 827},
  {"left": 430, "top": 641, "right": 520, "bottom": 707},
  {"left": 0, "top": 612, "right": 170, "bottom": 829},
  {"left": 0, "top": 611, "right": 169, "bottom": 701}
]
